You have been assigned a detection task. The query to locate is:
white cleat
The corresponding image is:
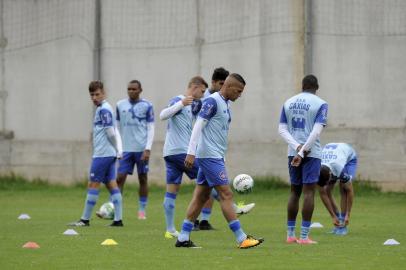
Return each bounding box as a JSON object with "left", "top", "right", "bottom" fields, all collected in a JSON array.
[{"left": 235, "top": 203, "right": 255, "bottom": 215}]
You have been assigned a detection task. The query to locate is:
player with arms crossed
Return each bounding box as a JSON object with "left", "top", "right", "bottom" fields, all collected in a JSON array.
[
  {"left": 114, "top": 80, "right": 154, "bottom": 220},
  {"left": 318, "top": 143, "right": 357, "bottom": 235},
  {"left": 69, "top": 81, "right": 123, "bottom": 227},
  {"left": 278, "top": 75, "right": 328, "bottom": 244},
  {"left": 177, "top": 73, "right": 264, "bottom": 249}
]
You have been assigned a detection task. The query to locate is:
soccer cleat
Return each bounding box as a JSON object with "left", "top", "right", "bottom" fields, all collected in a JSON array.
[
  {"left": 109, "top": 220, "right": 123, "bottom": 227},
  {"left": 175, "top": 239, "right": 200, "bottom": 248},
  {"left": 138, "top": 211, "right": 146, "bottom": 220},
  {"left": 286, "top": 236, "right": 298, "bottom": 244},
  {"left": 199, "top": 220, "right": 214, "bottom": 230},
  {"left": 297, "top": 238, "right": 317, "bottom": 244},
  {"left": 335, "top": 226, "right": 348, "bottom": 235},
  {"left": 165, "top": 231, "right": 180, "bottom": 239},
  {"left": 238, "top": 235, "right": 264, "bottom": 249},
  {"left": 67, "top": 219, "right": 89, "bottom": 227},
  {"left": 192, "top": 219, "right": 200, "bottom": 231},
  {"left": 235, "top": 202, "right": 255, "bottom": 215}
]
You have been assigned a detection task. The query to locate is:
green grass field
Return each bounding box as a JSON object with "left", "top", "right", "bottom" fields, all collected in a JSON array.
[{"left": 1, "top": 176, "right": 405, "bottom": 270}]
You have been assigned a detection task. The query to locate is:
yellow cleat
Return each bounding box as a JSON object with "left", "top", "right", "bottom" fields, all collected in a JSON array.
[
  {"left": 238, "top": 235, "right": 264, "bottom": 249},
  {"left": 165, "top": 231, "right": 179, "bottom": 239}
]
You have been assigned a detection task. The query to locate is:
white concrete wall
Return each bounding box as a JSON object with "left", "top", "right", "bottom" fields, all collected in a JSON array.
[{"left": 1, "top": 0, "right": 406, "bottom": 190}]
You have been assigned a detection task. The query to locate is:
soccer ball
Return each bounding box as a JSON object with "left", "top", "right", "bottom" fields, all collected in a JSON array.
[
  {"left": 233, "top": 174, "right": 254, "bottom": 194},
  {"left": 97, "top": 202, "right": 114, "bottom": 220}
]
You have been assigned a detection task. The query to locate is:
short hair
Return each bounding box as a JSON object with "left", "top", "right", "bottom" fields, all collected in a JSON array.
[
  {"left": 229, "top": 73, "right": 246, "bottom": 86},
  {"left": 89, "top": 80, "right": 104, "bottom": 93},
  {"left": 302, "top": 74, "right": 319, "bottom": 90},
  {"left": 318, "top": 165, "right": 331, "bottom": 187},
  {"left": 212, "top": 67, "right": 229, "bottom": 82},
  {"left": 128, "top": 79, "right": 142, "bottom": 90},
  {"left": 188, "top": 76, "right": 207, "bottom": 88}
]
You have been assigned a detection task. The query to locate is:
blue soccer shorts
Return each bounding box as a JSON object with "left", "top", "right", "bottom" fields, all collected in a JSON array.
[
  {"left": 196, "top": 158, "right": 229, "bottom": 187},
  {"left": 288, "top": 156, "right": 321, "bottom": 185},
  {"left": 118, "top": 152, "right": 149, "bottom": 175},
  {"left": 164, "top": 154, "right": 198, "bottom": 184},
  {"left": 90, "top": 157, "right": 117, "bottom": 183},
  {"left": 339, "top": 158, "right": 358, "bottom": 183}
]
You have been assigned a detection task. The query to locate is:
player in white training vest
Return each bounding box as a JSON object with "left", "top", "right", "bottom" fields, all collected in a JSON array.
[
  {"left": 69, "top": 81, "right": 123, "bottom": 227},
  {"left": 318, "top": 143, "right": 357, "bottom": 235},
  {"left": 176, "top": 73, "right": 264, "bottom": 249},
  {"left": 279, "top": 75, "right": 328, "bottom": 244},
  {"left": 115, "top": 80, "right": 154, "bottom": 220}
]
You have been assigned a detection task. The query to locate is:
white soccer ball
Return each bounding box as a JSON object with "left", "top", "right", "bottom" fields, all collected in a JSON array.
[
  {"left": 98, "top": 202, "right": 115, "bottom": 220},
  {"left": 233, "top": 174, "right": 254, "bottom": 194}
]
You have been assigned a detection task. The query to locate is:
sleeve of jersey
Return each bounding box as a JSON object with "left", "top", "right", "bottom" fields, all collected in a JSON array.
[
  {"left": 187, "top": 117, "right": 207, "bottom": 156},
  {"left": 315, "top": 103, "right": 328, "bottom": 125},
  {"left": 146, "top": 104, "right": 155, "bottom": 123},
  {"left": 279, "top": 107, "right": 288, "bottom": 124},
  {"left": 99, "top": 109, "right": 114, "bottom": 127},
  {"left": 159, "top": 97, "right": 183, "bottom": 120},
  {"left": 145, "top": 122, "right": 155, "bottom": 150},
  {"left": 198, "top": 97, "right": 217, "bottom": 120}
]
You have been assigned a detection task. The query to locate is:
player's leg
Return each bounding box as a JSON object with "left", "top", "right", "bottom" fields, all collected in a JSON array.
[
  {"left": 136, "top": 152, "right": 149, "bottom": 219},
  {"left": 164, "top": 183, "right": 181, "bottom": 238},
  {"left": 106, "top": 180, "right": 123, "bottom": 226},
  {"left": 163, "top": 155, "right": 185, "bottom": 238},
  {"left": 286, "top": 156, "right": 302, "bottom": 242},
  {"left": 176, "top": 184, "right": 211, "bottom": 247},
  {"left": 201, "top": 158, "right": 263, "bottom": 248},
  {"left": 325, "top": 181, "right": 340, "bottom": 219},
  {"left": 297, "top": 157, "right": 321, "bottom": 244},
  {"left": 69, "top": 157, "right": 105, "bottom": 226},
  {"left": 105, "top": 158, "right": 123, "bottom": 226},
  {"left": 198, "top": 196, "right": 215, "bottom": 230},
  {"left": 337, "top": 158, "right": 357, "bottom": 232},
  {"left": 116, "top": 152, "right": 135, "bottom": 193}
]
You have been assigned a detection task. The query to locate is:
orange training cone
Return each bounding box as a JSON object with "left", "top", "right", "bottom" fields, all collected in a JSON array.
[{"left": 23, "top": 242, "right": 40, "bottom": 249}]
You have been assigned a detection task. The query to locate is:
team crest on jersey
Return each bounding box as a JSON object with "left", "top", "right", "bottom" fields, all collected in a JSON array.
[{"left": 219, "top": 171, "right": 227, "bottom": 180}]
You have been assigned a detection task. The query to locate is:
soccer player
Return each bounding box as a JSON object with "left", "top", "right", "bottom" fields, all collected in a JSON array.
[
  {"left": 160, "top": 76, "right": 207, "bottom": 239},
  {"left": 278, "top": 74, "right": 328, "bottom": 244},
  {"left": 115, "top": 80, "right": 154, "bottom": 220},
  {"left": 177, "top": 73, "right": 264, "bottom": 249},
  {"left": 196, "top": 67, "right": 255, "bottom": 230},
  {"left": 318, "top": 143, "right": 357, "bottom": 235},
  {"left": 69, "top": 81, "right": 123, "bottom": 227}
]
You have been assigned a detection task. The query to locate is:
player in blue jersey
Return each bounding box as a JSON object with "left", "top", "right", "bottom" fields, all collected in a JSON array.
[
  {"left": 114, "top": 80, "right": 154, "bottom": 220},
  {"left": 278, "top": 75, "right": 328, "bottom": 244},
  {"left": 69, "top": 81, "right": 123, "bottom": 227},
  {"left": 318, "top": 143, "right": 357, "bottom": 235},
  {"left": 160, "top": 76, "right": 207, "bottom": 239},
  {"left": 176, "top": 74, "right": 264, "bottom": 249}
]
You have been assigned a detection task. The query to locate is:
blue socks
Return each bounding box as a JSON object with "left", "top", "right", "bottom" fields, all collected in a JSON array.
[
  {"left": 287, "top": 220, "right": 296, "bottom": 237},
  {"left": 81, "top": 188, "right": 99, "bottom": 220},
  {"left": 201, "top": 208, "right": 212, "bottom": 221},
  {"left": 339, "top": 212, "right": 346, "bottom": 225},
  {"left": 139, "top": 196, "right": 148, "bottom": 212},
  {"left": 229, "top": 220, "right": 247, "bottom": 243},
  {"left": 178, "top": 219, "right": 194, "bottom": 242},
  {"left": 163, "top": 192, "right": 177, "bottom": 232},
  {"left": 300, "top": 220, "right": 311, "bottom": 240},
  {"left": 110, "top": 188, "right": 123, "bottom": 221}
]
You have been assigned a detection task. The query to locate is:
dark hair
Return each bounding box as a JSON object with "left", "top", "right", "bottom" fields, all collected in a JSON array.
[
  {"left": 129, "top": 79, "right": 142, "bottom": 91},
  {"left": 89, "top": 80, "right": 104, "bottom": 93},
  {"left": 212, "top": 67, "right": 229, "bottom": 82},
  {"left": 318, "top": 165, "right": 331, "bottom": 187},
  {"left": 229, "top": 73, "right": 246, "bottom": 85},
  {"left": 188, "top": 76, "right": 208, "bottom": 88},
  {"left": 302, "top": 75, "right": 319, "bottom": 90}
]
